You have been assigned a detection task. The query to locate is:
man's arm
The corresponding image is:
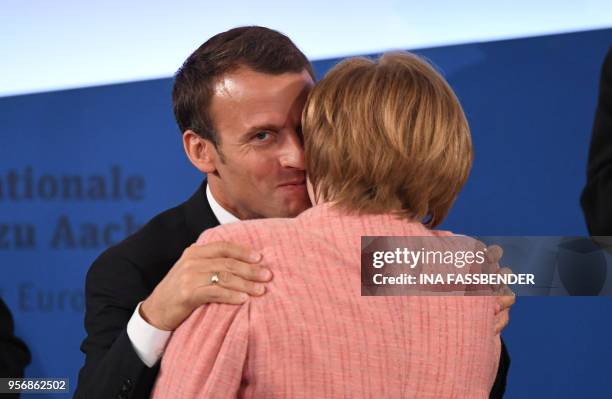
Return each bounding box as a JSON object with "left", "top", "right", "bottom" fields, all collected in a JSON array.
[
  {"left": 75, "top": 242, "right": 270, "bottom": 399},
  {"left": 150, "top": 226, "right": 252, "bottom": 398},
  {"left": 0, "top": 298, "right": 31, "bottom": 378},
  {"left": 75, "top": 255, "right": 156, "bottom": 399},
  {"left": 482, "top": 244, "right": 513, "bottom": 398}
]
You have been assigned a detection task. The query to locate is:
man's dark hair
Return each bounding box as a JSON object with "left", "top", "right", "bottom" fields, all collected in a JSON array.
[{"left": 172, "top": 26, "right": 315, "bottom": 146}]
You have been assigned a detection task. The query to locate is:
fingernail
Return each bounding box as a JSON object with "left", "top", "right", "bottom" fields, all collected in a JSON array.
[
  {"left": 255, "top": 284, "right": 266, "bottom": 294},
  {"left": 250, "top": 253, "right": 262, "bottom": 262},
  {"left": 260, "top": 268, "right": 271, "bottom": 280}
]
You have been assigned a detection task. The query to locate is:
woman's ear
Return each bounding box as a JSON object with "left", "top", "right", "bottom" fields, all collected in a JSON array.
[{"left": 182, "top": 130, "right": 218, "bottom": 174}]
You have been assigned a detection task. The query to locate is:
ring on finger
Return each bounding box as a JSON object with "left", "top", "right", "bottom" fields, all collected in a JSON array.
[{"left": 210, "top": 272, "right": 220, "bottom": 285}]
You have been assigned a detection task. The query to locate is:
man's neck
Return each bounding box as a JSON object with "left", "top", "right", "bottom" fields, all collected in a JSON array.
[{"left": 206, "top": 183, "right": 240, "bottom": 225}]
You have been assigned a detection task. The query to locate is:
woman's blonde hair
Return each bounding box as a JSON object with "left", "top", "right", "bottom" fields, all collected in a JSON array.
[{"left": 302, "top": 52, "right": 472, "bottom": 227}]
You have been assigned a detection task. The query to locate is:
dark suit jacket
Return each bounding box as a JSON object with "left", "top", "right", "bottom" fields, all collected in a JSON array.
[
  {"left": 0, "top": 298, "right": 31, "bottom": 398},
  {"left": 75, "top": 181, "right": 510, "bottom": 398},
  {"left": 582, "top": 47, "right": 612, "bottom": 235}
]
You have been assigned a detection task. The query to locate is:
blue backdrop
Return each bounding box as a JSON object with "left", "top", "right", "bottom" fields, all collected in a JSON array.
[{"left": 1, "top": 28, "right": 610, "bottom": 398}]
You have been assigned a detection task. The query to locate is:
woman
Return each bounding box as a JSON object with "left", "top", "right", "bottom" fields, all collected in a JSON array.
[{"left": 152, "top": 52, "right": 500, "bottom": 398}]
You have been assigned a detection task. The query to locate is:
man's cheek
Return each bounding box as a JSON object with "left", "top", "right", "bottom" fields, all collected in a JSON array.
[{"left": 249, "top": 169, "right": 271, "bottom": 186}]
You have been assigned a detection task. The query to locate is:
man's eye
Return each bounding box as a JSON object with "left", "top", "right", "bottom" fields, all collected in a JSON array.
[{"left": 254, "top": 132, "right": 270, "bottom": 141}]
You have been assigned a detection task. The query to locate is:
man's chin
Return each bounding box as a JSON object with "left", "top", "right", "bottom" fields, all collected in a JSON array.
[{"left": 274, "top": 195, "right": 311, "bottom": 218}]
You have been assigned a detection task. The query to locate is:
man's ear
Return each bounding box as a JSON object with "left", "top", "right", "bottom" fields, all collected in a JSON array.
[{"left": 182, "top": 130, "right": 218, "bottom": 174}]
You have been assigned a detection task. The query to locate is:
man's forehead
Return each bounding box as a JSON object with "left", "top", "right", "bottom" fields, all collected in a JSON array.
[{"left": 212, "top": 67, "right": 313, "bottom": 102}]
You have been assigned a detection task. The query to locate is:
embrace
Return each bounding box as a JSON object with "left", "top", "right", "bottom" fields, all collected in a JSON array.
[{"left": 76, "top": 26, "right": 513, "bottom": 399}]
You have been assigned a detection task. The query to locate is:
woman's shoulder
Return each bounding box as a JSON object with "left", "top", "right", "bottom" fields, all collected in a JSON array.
[{"left": 197, "top": 217, "right": 296, "bottom": 246}]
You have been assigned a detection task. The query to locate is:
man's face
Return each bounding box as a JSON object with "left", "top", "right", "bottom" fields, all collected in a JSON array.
[{"left": 206, "top": 67, "right": 314, "bottom": 220}]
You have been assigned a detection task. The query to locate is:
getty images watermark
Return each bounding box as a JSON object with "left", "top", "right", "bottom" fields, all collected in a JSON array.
[{"left": 361, "top": 236, "right": 612, "bottom": 296}]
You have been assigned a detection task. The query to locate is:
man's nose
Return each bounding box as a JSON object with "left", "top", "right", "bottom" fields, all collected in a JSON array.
[{"left": 279, "top": 130, "right": 305, "bottom": 170}]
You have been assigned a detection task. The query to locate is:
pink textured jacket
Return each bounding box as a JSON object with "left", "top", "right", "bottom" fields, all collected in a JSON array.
[{"left": 152, "top": 203, "right": 500, "bottom": 398}]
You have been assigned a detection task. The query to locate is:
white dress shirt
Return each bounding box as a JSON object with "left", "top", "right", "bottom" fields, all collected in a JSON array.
[{"left": 126, "top": 183, "right": 239, "bottom": 367}]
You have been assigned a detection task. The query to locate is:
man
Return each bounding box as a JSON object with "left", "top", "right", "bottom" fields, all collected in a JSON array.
[
  {"left": 75, "top": 26, "right": 512, "bottom": 399},
  {"left": 1, "top": 298, "right": 31, "bottom": 399},
  {"left": 582, "top": 47, "right": 612, "bottom": 235}
]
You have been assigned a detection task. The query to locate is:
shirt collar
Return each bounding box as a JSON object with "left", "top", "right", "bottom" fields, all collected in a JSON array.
[{"left": 206, "top": 183, "right": 240, "bottom": 225}]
